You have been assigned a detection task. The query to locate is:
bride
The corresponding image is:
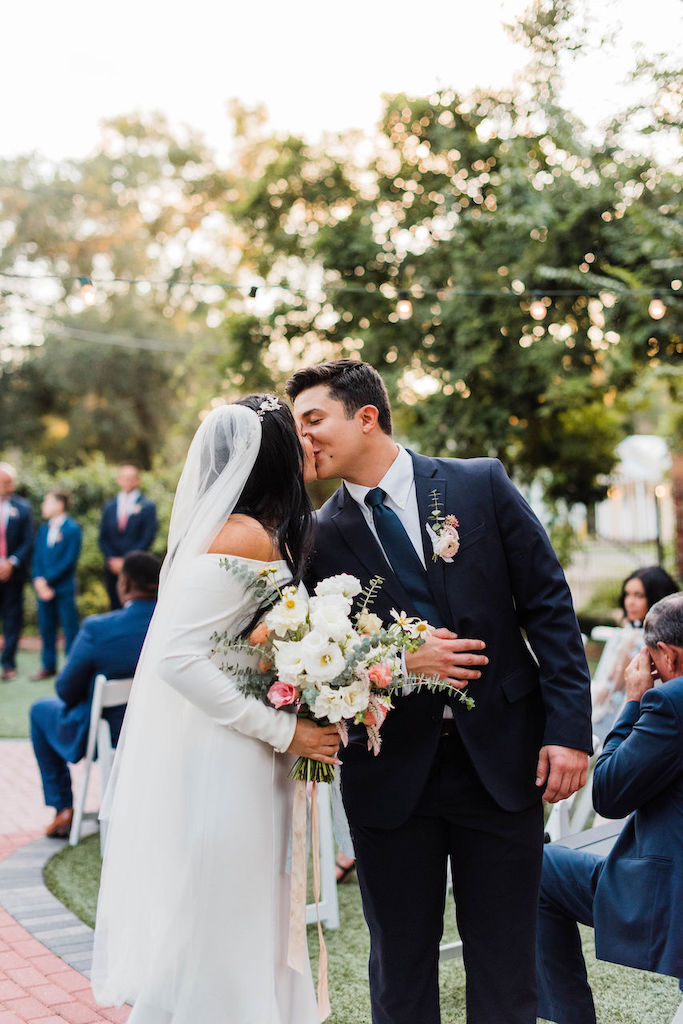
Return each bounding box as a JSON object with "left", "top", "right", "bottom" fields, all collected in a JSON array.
[{"left": 91, "top": 395, "right": 340, "bottom": 1023}]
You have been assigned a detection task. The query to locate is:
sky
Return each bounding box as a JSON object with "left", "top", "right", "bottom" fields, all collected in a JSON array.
[{"left": 2, "top": 0, "right": 681, "bottom": 166}]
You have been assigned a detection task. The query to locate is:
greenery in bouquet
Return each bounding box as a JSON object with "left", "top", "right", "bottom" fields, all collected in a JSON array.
[{"left": 212, "top": 561, "right": 474, "bottom": 783}]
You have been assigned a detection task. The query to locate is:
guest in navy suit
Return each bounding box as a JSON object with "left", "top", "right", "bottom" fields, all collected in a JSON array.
[
  {"left": 30, "top": 551, "right": 160, "bottom": 838},
  {"left": 98, "top": 463, "right": 157, "bottom": 609},
  {"left": 287, "top": 360, "right": 592, "bottom": 1024},
  {"left": 32, "top": 489, "right": 82, "bottom": 679},
  {"left": 0, "top": 462, "right": 34, "bottom": 680},
  {"left": 536, "top": 591, "right": 683, "bottom": 1024}
]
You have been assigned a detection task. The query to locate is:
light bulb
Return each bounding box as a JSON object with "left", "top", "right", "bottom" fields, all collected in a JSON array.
[
  {"left": 529, "top": 296, "right": 547, "bottom": 321},
  {"left": 78, "top": 276, "right": 96, "bottom": 306},
  {"left": 396, "top": 291, "right": 413, "bottom": 320},
  {"left": 648, "top": 294, "right": 666, "bottom": 320},
  {"left": 245, "top": 284, "right": 259, "bottom": 313}
]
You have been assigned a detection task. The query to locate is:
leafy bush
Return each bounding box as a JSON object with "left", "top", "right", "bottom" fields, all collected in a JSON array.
[{"left": 576, "top": 577, "right": 624, "bottom": 635}]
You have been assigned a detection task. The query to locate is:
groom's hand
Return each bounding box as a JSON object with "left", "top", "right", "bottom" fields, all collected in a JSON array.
[
  {"left": 536, "top": 745, "right": 589, "bottom": 803},
  {"left": 405, "top": 628, "right": 487, "bottom": 689},
  {"left": 288, "top": 720, "right": 342, "bottom": 765}
]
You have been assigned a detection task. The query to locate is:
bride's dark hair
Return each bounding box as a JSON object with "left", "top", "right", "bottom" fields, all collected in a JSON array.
[{"left": 233, "top": 394, "right": 314, "bottom": 584}]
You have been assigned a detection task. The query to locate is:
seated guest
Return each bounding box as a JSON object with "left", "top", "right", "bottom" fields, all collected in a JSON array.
[
  {"left": 30, "top": 551, "right": 160, "bottom": 838},
  {"left": 32, "top": 489, "right": 82, "bottom": 680},
  {"left": 536, "top": 592, "right": 683, "bottom": 1024}
]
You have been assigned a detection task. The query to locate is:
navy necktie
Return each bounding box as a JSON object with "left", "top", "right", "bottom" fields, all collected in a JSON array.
[{"left": 365, "top": 487, "right": 441, "bottom": 625}]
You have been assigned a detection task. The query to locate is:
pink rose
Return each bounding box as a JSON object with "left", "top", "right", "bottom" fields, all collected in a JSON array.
[
  {"left": 367, "top": 663, "right": 393, "bottom": 689},
  {"left": 267, "top": 681, "right": 299, "bottom": 708},
  {"left": 435, "top": 532, "right": 459, "bottom": 559},
  {"left": 364, "top": 703, "right": 389, "bottom": 727}
]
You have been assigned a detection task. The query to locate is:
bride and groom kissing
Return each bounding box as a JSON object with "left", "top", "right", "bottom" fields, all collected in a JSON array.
[{"left": 92, "top": 358, "right": 592, "bottom": 1024}]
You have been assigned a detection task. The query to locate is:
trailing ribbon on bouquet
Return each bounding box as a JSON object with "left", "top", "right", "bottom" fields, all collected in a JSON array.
[{"left": 287, "top": 780, "right": 330, "bottom": 1022}]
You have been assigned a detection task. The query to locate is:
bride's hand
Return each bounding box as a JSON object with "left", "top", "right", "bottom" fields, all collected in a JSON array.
[{"left": 288, "top": 720, "right": 342, "bottom": 765}]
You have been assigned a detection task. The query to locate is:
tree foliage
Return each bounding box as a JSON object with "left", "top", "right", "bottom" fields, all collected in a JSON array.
[{"left": 0, "top": 1, "right": 680, "bottom": 507}]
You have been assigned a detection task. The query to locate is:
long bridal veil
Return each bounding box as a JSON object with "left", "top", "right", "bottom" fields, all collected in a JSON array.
[{"left": 91, "top": 404, "right": 263, "bottom": 1007}]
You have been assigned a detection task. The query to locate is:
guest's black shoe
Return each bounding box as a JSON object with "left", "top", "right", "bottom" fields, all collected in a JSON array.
[{"left": 31, "top": 669, "right": 56, "bottom": 681}]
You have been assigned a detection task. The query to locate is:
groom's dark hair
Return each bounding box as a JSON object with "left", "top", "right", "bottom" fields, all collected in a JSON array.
[{"left": 285, "top": 359, "right": 393, "bottom": 435}]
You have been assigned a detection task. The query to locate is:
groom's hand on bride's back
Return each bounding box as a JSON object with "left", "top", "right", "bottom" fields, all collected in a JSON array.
[
  {"left": 405, "top": 627, "right": 488, "bottom": 689},
  {"left": 288, "top": 720, "right": 342, "bottom": 765}
]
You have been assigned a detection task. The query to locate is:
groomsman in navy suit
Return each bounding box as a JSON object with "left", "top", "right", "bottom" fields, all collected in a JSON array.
[
  {"left": 30, "top": 551, "right": 160, "bottom": 838},
  {"left": 288, "top": 360, "right": 592, "bottom": 1024},
  {"left": 536, "top": 592, "right": 683, "bottom": 1024},
  {"left": 98, "top": 463, "right": 157, "bottom": 609},
  {"left": 32, "top": 489, "right": 82, "bottom": 680},
  {"left": 0, "top": 462, "right": 34, "bottom": 680}
]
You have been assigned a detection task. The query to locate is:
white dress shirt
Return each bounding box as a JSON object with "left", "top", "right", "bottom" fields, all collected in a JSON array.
[
  {"left": 47, "top": 513, "right": 67, "bottom": 547},
  {"left": 117, "top": 488, "right": 141, "bottom": 526},
  {"left": 345, "top": 445, "right": 426, "bottom": 569},
  {"left": 345, "top": 447, "right": 452, "bottom": 714}
]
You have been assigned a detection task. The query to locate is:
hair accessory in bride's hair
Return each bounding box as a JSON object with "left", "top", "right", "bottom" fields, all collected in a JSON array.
[{"left": 257, "top": 395, "right": 281, "bottom": 420}]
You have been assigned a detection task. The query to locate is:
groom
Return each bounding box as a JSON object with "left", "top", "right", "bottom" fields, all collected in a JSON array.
[{"left": 287, "top": 360, "right": 592, "bottom": 1024}]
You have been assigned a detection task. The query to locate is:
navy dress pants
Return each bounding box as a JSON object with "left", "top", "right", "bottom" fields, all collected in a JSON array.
[
  {"left": 0, "top": 578, "right": 24, "bottom": 670},
  {"left": 349, "top": 730, "right": 544, "bottom": 1024},
  {"left": 30, "top": 698, "right": 76, "bottom": 812},
  {"left": 37, "top": 586, "right": 80, "bottom": 672},
  {"left": 535, "top": 844, "right": 602, "bottom": 1024}
]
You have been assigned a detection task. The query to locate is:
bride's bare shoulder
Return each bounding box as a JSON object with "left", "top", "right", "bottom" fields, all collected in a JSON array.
[{"left": 208, "top": 514, "right": 280, "bottom": 561}]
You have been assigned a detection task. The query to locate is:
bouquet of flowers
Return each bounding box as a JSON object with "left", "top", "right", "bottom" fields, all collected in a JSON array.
[{"left": 213, "top": 560, "right": 474, "bottom": 783}]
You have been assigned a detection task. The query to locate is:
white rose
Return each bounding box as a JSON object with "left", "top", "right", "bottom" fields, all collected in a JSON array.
[
  {"left": 301, "top": 637, "right": 346, "bottom": 683},
  {"left": 356, "top": 609, "right": 384, "bottom": 635},
  {"left": 273, "top": 640, "right": 306, "bottom": 684},
  {"left": 312, "top": 680, "right": 370, "bottom": 723},
  {"left": 314, "top": 574, "right": 363, "bottom": 599},
  {"left": 308, "top": 594, "right": 354, "bottom": 642},
  {"left": 312, "top": 685, "right": 348, "bottom": 723}
]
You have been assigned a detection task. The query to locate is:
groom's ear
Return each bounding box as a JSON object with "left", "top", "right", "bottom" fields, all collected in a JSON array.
[{"left": 357, "top": 405, "right": 380, "bottom": 433}]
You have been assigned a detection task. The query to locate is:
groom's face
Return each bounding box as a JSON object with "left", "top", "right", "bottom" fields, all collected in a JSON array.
[{"left": 293, "top": 385, "right": 366, "bottom": 481}]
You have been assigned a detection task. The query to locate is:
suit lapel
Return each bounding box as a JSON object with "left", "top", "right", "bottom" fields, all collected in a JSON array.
[
  {"left": 330, "top": 485, "right": 416, "bottom": 614},
  {"left": 411, "top": 454, "right": 452, "bottom": 627}
]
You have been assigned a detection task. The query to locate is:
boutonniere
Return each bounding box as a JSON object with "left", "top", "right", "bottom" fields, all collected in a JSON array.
[
  {"left": 8, "top": 506, "right": 19, "bottom": 519},
  {"left": 129, "top": 504, "right": 142, "bottom": 515},
  {"left": 426, "top": 491, "right": 460, "bottom": 563},
  {"left": 54, "top": 533, "right": 63, "bottom": 544}
]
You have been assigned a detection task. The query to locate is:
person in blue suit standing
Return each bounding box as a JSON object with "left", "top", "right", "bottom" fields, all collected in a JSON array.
[
  {"left": 98, "top": 463, "right": 158, "bottom": 609},
  {"left": 30, "top": 551, "right": 160, "bottom": 838},
  {"left": 0, "top": 462, "right": 34, "bottom": 680},
  {"left": 32, "top": 489, "right": 82, "bottom": 680},
  {"left": 536, "top": 591, "right": 683, "bottom": 1024}
]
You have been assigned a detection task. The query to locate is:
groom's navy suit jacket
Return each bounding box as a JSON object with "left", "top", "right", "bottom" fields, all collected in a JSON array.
[{"left": 309, "top": 452, "right": 592, "bottom": 828}]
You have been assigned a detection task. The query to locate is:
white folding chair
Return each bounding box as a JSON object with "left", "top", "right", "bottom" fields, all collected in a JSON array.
[
  {"left": 69, "top": 674, "right": 133, "bottom": 851},
  {"left": 305, "top": 782, "right": 340, "bottom": 930}
]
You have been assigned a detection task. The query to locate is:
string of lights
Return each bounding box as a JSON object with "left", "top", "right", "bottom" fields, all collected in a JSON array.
[{"left": 0, "top": 270, "right": 679, "bottom": 323}]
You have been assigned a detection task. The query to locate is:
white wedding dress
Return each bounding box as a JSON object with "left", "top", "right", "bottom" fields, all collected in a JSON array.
[{"left": 91, "top": 406, "right": 320, "bottom": 1024}]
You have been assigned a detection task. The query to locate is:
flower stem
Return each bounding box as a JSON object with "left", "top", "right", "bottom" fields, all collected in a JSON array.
[{"left": 289, "top": 756, "right": 336, "bottom": 784}]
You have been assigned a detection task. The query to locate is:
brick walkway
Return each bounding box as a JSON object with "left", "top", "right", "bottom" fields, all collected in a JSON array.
[{"left": 0, "top": 741, "right": 129, "bottom": 1023}]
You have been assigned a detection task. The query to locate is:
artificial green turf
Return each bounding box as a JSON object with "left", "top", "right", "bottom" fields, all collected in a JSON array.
[
  {"left": 0, "top": 649, "right": 55, "bottom": 738},
  {"left": 45, "top": 835, "right": 681, "bottom": 1023}
]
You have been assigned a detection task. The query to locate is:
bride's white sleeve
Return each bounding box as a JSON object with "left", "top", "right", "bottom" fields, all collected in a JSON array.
[{"left": 157, "top": 564, "right": 296, "bottom": 753}]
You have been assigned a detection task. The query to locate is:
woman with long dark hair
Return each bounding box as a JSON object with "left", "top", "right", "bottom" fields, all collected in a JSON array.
[
  {"left": 593, "top": 564, "right": 679, "bottom": 740},
  {"left": 92, "top": 397, "right": 338, "bottom": 1023}
]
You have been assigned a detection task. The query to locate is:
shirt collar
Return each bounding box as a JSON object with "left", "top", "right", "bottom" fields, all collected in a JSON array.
[
  {"left": 345, "top": 445, "right": 414, "bottom": 510},
  {"left": 119, "top": 489, "right": 140, "bottom": 504},
  {"left": 49, "top": 514, "right": 67, "bottom": 529}
]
